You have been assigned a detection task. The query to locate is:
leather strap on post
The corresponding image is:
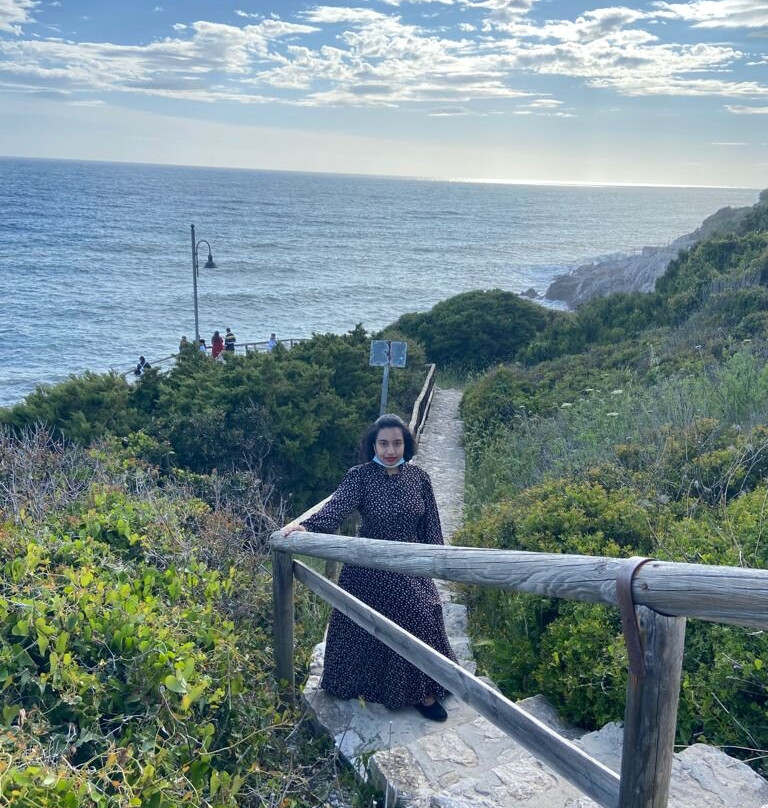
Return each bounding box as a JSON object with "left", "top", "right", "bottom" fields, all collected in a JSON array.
[{"left": 617, "top": 556, "right": 654, "bottom": 677}]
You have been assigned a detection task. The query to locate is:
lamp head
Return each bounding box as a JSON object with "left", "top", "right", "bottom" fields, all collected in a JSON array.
[{"left": 204, "top": 253, "right": 216, "bottom": 269}]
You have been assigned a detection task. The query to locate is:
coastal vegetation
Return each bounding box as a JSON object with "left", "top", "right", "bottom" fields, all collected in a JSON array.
[
  {"left": 1, "top": 324, "right": 426, "bottom": 511},
  {"left": 457, "top": 189, "right": 768, "bottom": 770},
  {"left": 0, "top": 325, "right": 425, "bottom": 807},
  {"left": 390, "top": 288, "right": 555, "bottom": 370},
  {"left": 2, "top": 187, "right": 768, "bottom": 803},
  {"left": 0, "top": 428, "right": 366, "bottom": 807}
]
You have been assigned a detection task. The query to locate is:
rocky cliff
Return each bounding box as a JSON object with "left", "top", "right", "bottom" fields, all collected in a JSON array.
[{"left": 542, "top": 191, "right": 765, "bottom": 309}]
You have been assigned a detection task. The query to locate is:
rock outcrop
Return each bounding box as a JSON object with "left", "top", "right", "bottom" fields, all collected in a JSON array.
[
  {"left": 544, "top": 191, "right": 765, "bottom": 309},
  {"left": 544, "top": 237, "right": 694, "bottom": 308}
]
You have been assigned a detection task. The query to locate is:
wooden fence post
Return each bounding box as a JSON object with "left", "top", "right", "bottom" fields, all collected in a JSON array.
[
  {"left": 618, "top": 606, "right": 686, "bottom": 808},
  {"left": 323, "top": 559, "right": 341, "bottom": 582},
  {"left": 272, "top": 549, "right": 296, "bottom": 702}
]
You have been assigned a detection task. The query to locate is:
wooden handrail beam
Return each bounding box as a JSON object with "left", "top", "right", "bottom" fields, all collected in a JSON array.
[
  {"left": 408, "top": 362, "right": 437, "bottom": 447},
  {"left": 271, "top": 532, "right": 768, "bottom": 630}
]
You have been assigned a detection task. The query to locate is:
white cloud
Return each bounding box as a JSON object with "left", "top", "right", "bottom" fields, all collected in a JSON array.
[
  {"left": 300, "top": 7, "right": 394, "bottom": 25},
  {"left": 592, "top": 74, "right": 768, "bottom": 97},
  {"left": 254, "top": 9, "right": 536, "bottom": 107},
  {"left": 524, "top": 97, "right": 563, "bottom": 107},
  {"left": 0, "top": 0, "right": 38, "bottom": 35},
  {"left": 726, "top": 103, "right": 768, "bottom": 112},
  {"left": 493, "top": 5, "right": 654, "bottom": 40},
  {"left": 0, "top": 18, "right": 320, "bottom": 100},
  {"left": 485, "top": 20, "right": 762, "bottom": 101},
  {"left": 515, "top": 97, "right": 574, "bottom": 115},
  {"left": 1, "top": 0, "right": 765, "bottom": 115},
  {"left": 653, "top": 0, "right": 768, "bottom": 29},
  {"left": 465, "top": 0, "right": 539, "bottom": 22},
  {"left": 711, "top": 140, "right": 749, "bottom": 144}
]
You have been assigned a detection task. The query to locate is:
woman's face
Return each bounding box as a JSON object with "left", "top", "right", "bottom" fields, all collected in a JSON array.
[{"left": 374, "top": 427, "right": 405, "bottom": 466}]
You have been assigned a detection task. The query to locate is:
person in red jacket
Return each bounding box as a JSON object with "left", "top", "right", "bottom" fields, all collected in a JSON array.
[{"left": 211, "top": 330, "right": 224, "bottom": 359}]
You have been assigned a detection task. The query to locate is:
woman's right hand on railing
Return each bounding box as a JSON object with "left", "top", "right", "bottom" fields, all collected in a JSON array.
[{"left": 281, "top": 522, "right": 307, "bottom": 536}]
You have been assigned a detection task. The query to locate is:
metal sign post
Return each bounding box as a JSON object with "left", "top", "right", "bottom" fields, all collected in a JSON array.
[{"left": 370, "top": 340, "right": 407, "bottom": 416}]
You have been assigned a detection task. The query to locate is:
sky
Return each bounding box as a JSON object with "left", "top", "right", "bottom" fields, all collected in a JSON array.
[{"left": 1, "top": 0, "right": 767, "bottom": 186}]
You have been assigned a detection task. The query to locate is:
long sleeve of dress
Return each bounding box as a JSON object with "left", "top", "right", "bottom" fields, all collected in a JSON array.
[
  {"left": 417, "top": 472, "right": 445, "bottom": 546},
  {"left": 301, "top": 466, "right": 363, "bottom": 535}
]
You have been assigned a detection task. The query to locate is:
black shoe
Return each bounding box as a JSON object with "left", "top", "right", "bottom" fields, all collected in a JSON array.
[{"left": 414, "top": 701, "right": 447, "bottom": 722}]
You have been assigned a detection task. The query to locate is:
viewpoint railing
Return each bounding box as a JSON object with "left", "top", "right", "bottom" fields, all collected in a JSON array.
[
  {"left": 269, "top": 533, "right": 768, "bottom": 808},
  {"left": 120, "top": 338, "right": 305, "bottom": 378}
]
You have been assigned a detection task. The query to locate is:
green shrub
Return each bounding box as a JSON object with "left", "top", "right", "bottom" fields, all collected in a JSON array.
[
  {"left": 0, "top": 373, "right": 142, "bottom": 444},
  {"left": 519, "top": 293, "right": 669, "bottom": 364},
  {"left": 0, "top": 326, "right": 430, "bottom": 514},
  {"left": 391, "top": 289, "right": 553, "bottom": 370},
  {"left": 0, "top": 429, "right": 354, "bottom": 807}
]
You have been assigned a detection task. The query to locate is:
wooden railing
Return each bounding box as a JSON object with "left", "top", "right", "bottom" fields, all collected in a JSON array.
[
  {"left": 408, "top": 363, "right": 436, "bottom": 450},
  {"left": 270, "top": 533, "right": 768, "bottom": 808}
]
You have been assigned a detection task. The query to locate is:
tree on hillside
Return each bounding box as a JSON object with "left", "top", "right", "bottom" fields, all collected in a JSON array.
[{"left": 390, "top": 289, "right": 554, "bottom": 370}]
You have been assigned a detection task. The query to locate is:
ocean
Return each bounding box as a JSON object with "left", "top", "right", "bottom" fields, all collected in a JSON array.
[{"left": 0, "top": 157, "right": 760, "bottom": 408}]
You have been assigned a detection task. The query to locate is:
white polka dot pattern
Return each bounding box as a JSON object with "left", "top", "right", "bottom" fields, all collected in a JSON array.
[{"left": 302, "top": 461, "right": 458, "bottom": 709}]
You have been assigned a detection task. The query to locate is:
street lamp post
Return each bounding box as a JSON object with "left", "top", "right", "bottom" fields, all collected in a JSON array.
[{"left": 190, "top": 223, "right": 216, "bottom": 345}]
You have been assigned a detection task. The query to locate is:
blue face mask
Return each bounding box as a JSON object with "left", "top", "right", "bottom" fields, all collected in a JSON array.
[{"left": 373, "top": 456, "right": 405, "bottom": 468}]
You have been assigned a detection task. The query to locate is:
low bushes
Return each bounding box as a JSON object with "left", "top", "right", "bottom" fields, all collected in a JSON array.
[
  {"left": 1, "top": 325, "right": 428, "bottom": 514},
  {"left": 458, "top": 475, "right": 768, "bottom": 760},
  {"left": 0, "top": 429, "right": 353, "bottom": 807}
]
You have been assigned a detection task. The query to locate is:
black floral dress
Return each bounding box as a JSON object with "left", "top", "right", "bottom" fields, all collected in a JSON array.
[{"left": 302, "top": 461, "right": 458, "bottom": 709}]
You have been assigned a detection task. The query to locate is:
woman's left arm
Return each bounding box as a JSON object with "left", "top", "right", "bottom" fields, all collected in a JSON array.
[{"left": 417, "top": 471, "right": 445, "bottom": 546}]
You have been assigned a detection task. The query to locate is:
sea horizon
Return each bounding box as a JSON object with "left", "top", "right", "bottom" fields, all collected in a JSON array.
[{"left": 2, "top": 154, "right": 759, "bottom": 193}]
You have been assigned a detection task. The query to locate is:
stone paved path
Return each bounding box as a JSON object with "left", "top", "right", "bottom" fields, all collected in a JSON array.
[{"left": 301, "top": 387, "right": 768, "bottom": 808}]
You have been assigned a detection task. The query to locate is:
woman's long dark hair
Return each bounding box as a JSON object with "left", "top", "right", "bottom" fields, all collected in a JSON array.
[{"left": 359, "top": 414, "right": 415, "bottom": 463}]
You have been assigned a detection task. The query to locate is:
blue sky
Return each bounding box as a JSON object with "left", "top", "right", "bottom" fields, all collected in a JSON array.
[{"left": 2, "top": 0, "right": 767, "bottom": 186}]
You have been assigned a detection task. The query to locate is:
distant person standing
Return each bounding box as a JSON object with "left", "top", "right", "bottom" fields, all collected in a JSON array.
[
  {"left": 134, "top": 356, "right": 151, "bottom": 376},
  {"left": 267, "top": 333, "right": 278, "bottom": 351},
  {"left": 199, "top": 338, "right": 207, "bottom": 354},
  {"left": 179, "top": 335, "right": 190, "bottom": 352},
  {"left": 211, "top": 330, "right": 224, "bottom": 359},
  {"left": 224, "top": 328, "right": 236, "bottom": 352}
]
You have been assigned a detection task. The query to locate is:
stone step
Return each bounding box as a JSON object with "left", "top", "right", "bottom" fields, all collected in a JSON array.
[
  {"left": 305, "top": 634, "right": 768, "bottom": 808},
  {"left": 576, "top": 721, "right": 768, "bottom": 808},
  {"left": 367, "top": 695, "right": 595, "bottom": 808},
  {"left": 365, "top": 698, "right": 768, "bottom": 808}
]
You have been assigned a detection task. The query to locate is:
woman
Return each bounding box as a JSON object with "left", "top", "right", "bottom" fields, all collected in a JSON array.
[
  {"left": 211, "top": 330, "right": 224, "bottom": 359},
  {"left": 281, "top": 414, "right": 456, "bottom": 721}
]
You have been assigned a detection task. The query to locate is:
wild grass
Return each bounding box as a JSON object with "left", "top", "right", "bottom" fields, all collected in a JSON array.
[
  {"left": 434, "top": 364, "right": 476, "bottom": 390},
  {"left": 464, "top": 347, "right": 768, "bottom": 515}
]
